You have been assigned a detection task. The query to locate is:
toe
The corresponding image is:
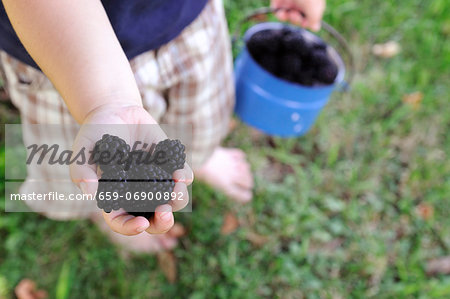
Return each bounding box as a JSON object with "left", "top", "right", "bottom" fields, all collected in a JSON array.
[
  {"left": 167, "top": 223, "right": 186, "bottom": 238},
  {"left": 236, "top": 175, "right": 254, "bottom": 190},
  {"left": 233, "top": 161, "right": 254, "bottom": 189},
  {"left": 158, "top": 234, "right": 178, "bottom": 250},
  {"left": 228, "top": 148, "right": 246, "bottom": 159},
  {"left": 235, "top": 160, "right": 251, "bottom": 173},
  {"left": 227, "top": 186, "right": 253, "bottom": 203},
  {"left": 127, "top": 234, "right": 165, "bottom": 253}
]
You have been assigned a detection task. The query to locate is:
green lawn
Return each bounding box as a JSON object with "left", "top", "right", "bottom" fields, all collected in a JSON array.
[{"left": 1, "top": 0, "right": 449, "bottom": 298}]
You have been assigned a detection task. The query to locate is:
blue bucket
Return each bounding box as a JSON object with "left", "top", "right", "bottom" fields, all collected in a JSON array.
[{"left": 234, "top": 9, "right": 352, "bottom": 137}]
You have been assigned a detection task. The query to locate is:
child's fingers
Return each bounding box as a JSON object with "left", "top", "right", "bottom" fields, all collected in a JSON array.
[
  {"left": 181, "top": 163, "right": 194, "bottom": 185},
  {"left": 228, "top": 186, "right": 252, "bottom": 203},
  {"left": 103, "top": 209, "right": 150, "bottom": 236},
  {"left": 174, "top": 165, "right": 193, "bottom": 185},
  {"left": 235, "top": 173, "right": 254, "bottom": 190},
  {"left": 70, "top": 133, "right": 99, "bottom": 195},
  {"left": 272, "top": 0, "right": 325, "bottom": 31},
  {"left": 15, "top": 279, "right": 36, "bottom": 299},
  {"left": 303, "top": 1, "right": 325, "bottom": 31},
  {"left": 168, "top": 165, "right": 192, "bottom": 211},
  {"left": 169, "top": 181, "right": 189, "bottom": 212},
  {"left": 167, "top": 223, "right": 186, "bottom": 238},
  {"left": 306, "top": 18, "right": 322, "bottom": 32},
  {"left": 35, "top": 290, "right": 48, "bottom": 299},
  {"left": 288, "top": 10, "right": 303, "bottom": 25},
  {"left": 275, "top": 10, "right": 289, "bottom": 21},
  {"left": 146, "top": 204, "right": 174, "bottom": 234},
  {"left": 70, "top": 165, "right": 98, "bottom": 196}
]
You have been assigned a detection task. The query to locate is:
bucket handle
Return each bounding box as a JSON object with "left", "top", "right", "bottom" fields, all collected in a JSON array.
[{"left": 231, "top": 7, "right": 355, "bottom": 89}]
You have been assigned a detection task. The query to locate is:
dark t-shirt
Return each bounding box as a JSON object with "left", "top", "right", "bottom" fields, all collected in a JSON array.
[{"left": 0, "top": 0, "right": 208, "bottom": 69}]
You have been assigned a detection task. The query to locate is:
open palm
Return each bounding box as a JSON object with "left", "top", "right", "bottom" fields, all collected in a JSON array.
[{"left": 70, "top": 103, "right": 193, "bottom": 236}]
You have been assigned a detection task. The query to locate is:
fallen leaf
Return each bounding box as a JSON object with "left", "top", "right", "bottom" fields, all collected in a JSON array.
[
  {"left": 308, "top": 238, "right": 344, "bottom": 255},
  {"left": 258, "top": 156, "right": 295, "bottom": 183},
  {"left": 426, "top": 256, "right": 450, "bottom": 276},
  {"left": 157, "top": 251, "right": 177, "bottom": 283},
  {"left": 221, "top": 212, "right": 239, "bottom": 235},
  {"left": 249, "top": 127, "right": 265, "bottom": 143},
  {"left": 15, "top": 279, "right": 47, "bottom": 299},
  {"left": 395, "top": 215, "right": 412, "bottom": 239},
  {"left": 246, "top": 231, "right": 269, "bottom": 247},
  {"left": 415, "top": 202, "right": 434, "bottom": 220},
  {"left": 228, "top": 117, "right": 238, "bottom": 132},
  {"left": 372, "top": 41, "right": 401, "bottom": 58},
  {"left": 402, "top": 91, "right": 423, "bottom": 109}
]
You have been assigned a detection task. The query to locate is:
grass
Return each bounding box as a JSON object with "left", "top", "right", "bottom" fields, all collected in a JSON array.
[{"left": 1, "top": 0, "right": 449, "bottom": 298}]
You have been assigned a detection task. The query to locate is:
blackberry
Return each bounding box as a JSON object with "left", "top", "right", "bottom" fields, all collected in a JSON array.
[
  {"left": 96, "top": 181, "right": 120, "bottom": 213},
  {"left": 279, "top": 73, "right": 296, "bottom": 83},
  {"left": 315, "top": 62, "right": 338, "bottom": 85},
  {"left": 94, "top": 136, "right": 181, "bottom": 218},
  {"left": 245, "top": 26, "right": 334, "bottom": 87},
  {"left": 92, "top": 134, "right": 129, "bottom": 172},
  {"left": 122, "top": 151, "right": 174, "bottom": 215},
  {"left": 257, "top": 54, "right": 279, "bottom": 76},
  {"left": 125, "top": 150, "right": 152, "bottom": 171},
  {"left": 128, "top": 211, "right": 155, "bottom": 219},
  {"left": 310, "top": 51, "right": 331, "bottom": 67},
  {"left": 126, "top": 165, "right": 175, "bottom": 217},
  {"left": 246, "top": 37, "right": 263, "bottom": 59},
  {"left": 96, "top": 170, "right": 128, "bottom": 212},
  {"left": 280, "top": 27, "right": 293, "bottom": 37},
  {"left": 311, "top": 39, "right": 327, "bottom": 51},
  {"left": 283, "top": 31, "right": 309, "bottom": 57},
  {"left": 101, "top": 169, "right": 128, "bottom": 181},
  {"left": 296, "top": 69, "right": 316, "bottom": 86},
  {"left": 280, "top": 53, "right": 303, "bottom": 79},
  {"left": 152, "top": 139, "right": 186, "bottom": 175},
  {"left": 247, "top": 30, "right": 281, "bottom": 55}
]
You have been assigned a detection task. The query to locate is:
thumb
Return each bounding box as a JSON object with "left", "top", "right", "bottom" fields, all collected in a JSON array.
[
  {"left": 71, "top": 164, "right": 98, "bottom": 196},
  {"left": 70, "top": 133, "right": 99, "bottom": 196},
  {"left": 303, "top": 1, "right": 326, "bottom": 31}
]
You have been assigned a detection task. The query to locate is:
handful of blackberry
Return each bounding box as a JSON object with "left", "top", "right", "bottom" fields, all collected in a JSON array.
[{"left": 93, "top": 134, "right": 186, "bottom": 219}]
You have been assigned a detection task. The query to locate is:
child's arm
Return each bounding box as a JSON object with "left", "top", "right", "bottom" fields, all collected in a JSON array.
[
  {"left": 3, "top": 0, "right": 192, "bottom": 235},
  {"left": 2, "top": 0, "right": 141, "bottom": 123},
  {"left": 271, "top": 0, "right": 326, "bottom": 31}
]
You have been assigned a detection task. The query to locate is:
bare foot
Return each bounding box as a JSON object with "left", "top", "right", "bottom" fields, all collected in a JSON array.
[
  {"left": 15, "top": 279, "right": 47, "bottom": 299},
  {"left": 91, "top": 213, "right": 184, "bottom": 254},
  {"left": 195, "top": 147, "right": 254, "bottom": 202}
]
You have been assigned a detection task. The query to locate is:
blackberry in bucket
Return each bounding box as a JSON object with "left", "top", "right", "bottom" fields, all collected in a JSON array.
[{"left": 246, "top": 26, "right": 338, "bottom": 86}]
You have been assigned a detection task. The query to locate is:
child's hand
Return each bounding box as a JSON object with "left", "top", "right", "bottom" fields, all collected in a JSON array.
[
  {"left": 70, "top": 103, "right": 193, "bottom": 236},
  {"left": 271, "top": 0, "right": 326, "bottom": 31}
]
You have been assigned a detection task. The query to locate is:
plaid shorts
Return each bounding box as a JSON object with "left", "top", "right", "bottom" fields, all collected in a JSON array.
[{"left": 0, "top": 0, "right": 234, "bottom": 219}]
